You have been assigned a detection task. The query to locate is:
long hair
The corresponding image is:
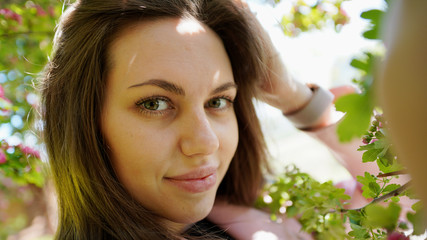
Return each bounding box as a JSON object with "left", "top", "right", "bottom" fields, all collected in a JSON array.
[{"left": 40, "top": 0, "right": 271, "bottom": 238}]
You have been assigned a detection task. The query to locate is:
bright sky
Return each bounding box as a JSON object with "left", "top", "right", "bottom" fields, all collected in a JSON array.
[
  {"left": 248, "top": 0, "right": 387, "bottom": 181},
  {"left": 248, "top": 0, "right": 385, "bottom": 88}
]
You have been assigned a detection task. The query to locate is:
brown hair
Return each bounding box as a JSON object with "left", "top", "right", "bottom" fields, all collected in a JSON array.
[{"left": 40, "top": 0, "right": 270, "bottom": 238}]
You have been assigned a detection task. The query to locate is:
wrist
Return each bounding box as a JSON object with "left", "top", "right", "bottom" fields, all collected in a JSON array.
[
  {"left": 280, "top": 81, "right": 313, "bottom": 115},
  {"left": 283, "top": 84, "right": 335, "bottom": 130}
]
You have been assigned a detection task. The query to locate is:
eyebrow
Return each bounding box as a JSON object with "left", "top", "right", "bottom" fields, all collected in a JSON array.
[
  {"left": 128, "top": 79, "right": 237, "bottom": 96},
  {"left": 128, "top": 79, "right": 185, "bottom": 95},
  {"left": 211, "top": 82, "right": 238, "bottom": 95}
]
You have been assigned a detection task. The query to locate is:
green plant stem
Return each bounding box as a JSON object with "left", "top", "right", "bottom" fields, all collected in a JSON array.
[
  {"left": 336, "top": 181, "right": 411, "bottom": 213},
  {"left": 377, "top": 170, "right": 408, "bottom": 177},
  {"left": 377, "top": 179, "right": 388, "bottom": 199},
  {"left": 369, "top": 181, "right": 411, "bottom": 205},
  {"left": 370, "top": 229, "right": 376, "bottom": 240}
]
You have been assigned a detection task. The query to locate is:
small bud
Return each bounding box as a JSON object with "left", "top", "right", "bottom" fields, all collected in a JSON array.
[
  {"left": 19, "top": 144, "right": 41, "bottom": 159},
  {"left": 375, "top": 114, "right": 384, "bottom": 122},
  {"left": 0, "top": 150, "right": 6, "bottom": 164},
  {"left": 369, "top": 125, "right": 377, "bottom": 132},
  {"left": 362, "top": 135, "right": 372, "bottom": 144},
  {"left": 387, "top": 232, "right": 409, "bottom": 240},
  {"left": 372, "top": 120, "right": 379, "bottom": 127},
  {"left": 35, "top": 5, "right": 47, "bottom": 17}
]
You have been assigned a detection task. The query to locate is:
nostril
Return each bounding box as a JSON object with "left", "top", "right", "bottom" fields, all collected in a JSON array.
[{"left": 179, "top": 119, "right": 219, "bottom": 157}]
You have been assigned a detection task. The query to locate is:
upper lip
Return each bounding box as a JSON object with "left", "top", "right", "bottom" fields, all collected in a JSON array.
[{"left": 165, "top": 166, "right": 217, "bottom": 180}]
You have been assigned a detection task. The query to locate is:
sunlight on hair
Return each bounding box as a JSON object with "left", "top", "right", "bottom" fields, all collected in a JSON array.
[
  {"left": 253, "top": 230, "right": 279, "bottom": 240},
  {"left": 176, "top": 18, "right": 206, "bottom": 35}
]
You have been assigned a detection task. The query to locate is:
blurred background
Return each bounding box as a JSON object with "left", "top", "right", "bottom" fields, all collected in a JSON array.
[{"left": 0, "top": 0, "right": 384, "bottom": 238}]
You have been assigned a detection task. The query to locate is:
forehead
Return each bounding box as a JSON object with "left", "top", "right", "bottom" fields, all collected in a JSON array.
[
  {"left": 108, "top": 17, "right": 223, "bottom": 64},
  {"left": 105, "top": 17, "right": 234, "bottom": 92}
]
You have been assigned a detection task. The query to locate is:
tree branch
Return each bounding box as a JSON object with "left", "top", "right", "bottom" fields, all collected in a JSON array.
[
  {"left": 369, "top": 181, "right": 411, "bottom": 205},
  {"left": 337, "top": 181, "right": 411, "bottom": 213},
  {"left": 377, "top": 170, "right": 408, "bottom": 177}
]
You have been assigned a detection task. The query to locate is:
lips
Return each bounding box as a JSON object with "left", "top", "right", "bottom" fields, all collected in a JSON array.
[{"left": 164, "top": 166, "right": 217, "bottom": 193}]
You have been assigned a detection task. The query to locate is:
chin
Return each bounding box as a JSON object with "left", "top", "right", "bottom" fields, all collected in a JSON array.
[
  {"left": 174, "top": 204, "right": 213, "bottom": 224},
  {"left": 164, "top": 197, "right": 216, "bottom": 226}
]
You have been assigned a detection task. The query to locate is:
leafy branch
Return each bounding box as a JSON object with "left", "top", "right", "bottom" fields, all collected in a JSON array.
[
  {"left": 273, "top": 0, "right": 351, "bottom": 36},
  {"left": 259, "top": 0, "right": 426, "bottom": 239},
  {"left": 256, "top": 165, "right": 350, "bottom": 239},
  {"left": 377, "top": 171, "right": 408, "bottom": 178},
  {"left": 343, "top": 182, "right": 411, "bottom": 213}
]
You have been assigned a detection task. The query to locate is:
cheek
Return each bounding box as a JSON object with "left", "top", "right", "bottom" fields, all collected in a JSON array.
[
  {"left": 107, "top": 126, "right": 172, "bottom": 173},
  {"left": 104, "top": 124, "right": 179, "bottom": 208},
  {"left": 101, "top": 110, "right": 173, "bottom": 189},
  {"left": 218, "top": 113, "right": 239, "bottom": 165}
]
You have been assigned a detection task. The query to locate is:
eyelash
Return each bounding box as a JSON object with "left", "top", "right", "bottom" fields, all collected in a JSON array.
[
  {"left": 135, "top": 95, "right": 235, "bottom": 117},
  {"left": 135, "top": 95, "right": 172, "bottom": 117},
  {"left": 206, "top": 95, "right": 235, "bottom": 111}
]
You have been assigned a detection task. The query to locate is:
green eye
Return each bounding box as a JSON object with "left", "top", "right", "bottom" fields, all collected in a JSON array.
[
  {"left": 208, "top": 99, "right": 221, "bottom": 108},
  {"left": 207, "top": 98, "right": 229, "bottom": 109},
  {"left": 143, "top": 99, "right": 159, "bottom": 110},
  {"left": 138, "top": 98, "right": 169, "bottom": 111}
]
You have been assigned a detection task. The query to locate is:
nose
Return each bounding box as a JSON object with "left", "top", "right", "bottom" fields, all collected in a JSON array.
[{"left": 179, "top": 110, "right": 219, "bottom": 157}]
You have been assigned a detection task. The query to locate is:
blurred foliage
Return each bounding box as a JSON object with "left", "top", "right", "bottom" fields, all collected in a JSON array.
[
  {"left": 256, "top": 165, "right": 350, "bottom": 239},
  {"left": 347, "top": 112, "right": 426, "bottom": 239},
  {"left": 261, "top": 0, "right": 426, "bottom": 239},
  {"left": 1, "top": 0, "right": 62, "bottom": 237},
  {"left": 335, "top": 2, "right": 386, "bottom": 142},
  {"left": 275, "top": 0, "right": 350, "bottom": 36},
  {"left": 259, "top": 115, "right": 425, "bottom": 239}
]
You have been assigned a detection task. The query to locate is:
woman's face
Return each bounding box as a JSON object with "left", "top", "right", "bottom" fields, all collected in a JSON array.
[{"left": 101, "top": 17, "right": 238, "bottom": 229}]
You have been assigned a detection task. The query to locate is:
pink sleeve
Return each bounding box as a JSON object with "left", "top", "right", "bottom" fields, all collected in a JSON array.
[
  {"left": 303, "top": 122, "right": 380, "bottom": 178},
  {"left": 207, "top": 200, "right": 313, "bottom": 240}
]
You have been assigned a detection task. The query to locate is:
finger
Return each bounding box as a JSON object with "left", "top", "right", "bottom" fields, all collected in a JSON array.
[{"left": 329, "top": 85, "right": 357, "bottom": 102}]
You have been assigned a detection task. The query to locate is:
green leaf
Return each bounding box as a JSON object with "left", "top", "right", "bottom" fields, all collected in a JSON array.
[
  {"left": 286, "top": 205, "right": 298, "bottom": 217},
  {"left": 357, "top": 172, "right": 376, "bottom": 185},
  {"left": 358, "top": 142, "right": 376, "bottom": 151},
  {"left": 382, "top": 184, "right": 401, "bottom": 194},
  {"left": 364, "top": 202, "right": 401, "bottom": 231},
  {"left": 412, "top": 201, "right": 423, "bottom": 212},
  {"left": 399, "top": 221, "right": 409, "bottom": 230},
  {"left": 360, "top": 9, "right": 384, "bottom": 22},
  {"left": 360, "top": 9, "right": 384, "bottom": 40},
  {"left": 377, "top": 146, "right": 389, "bottom": 159},
  {"left": 350, "top": 58, "right": 369, "bottom": 72},
  {"left": 363, "top": 28, "right": 379, "bottom": 40},
  {"left": 368, "top": 182, "right": 381, "bottom": 195},
  {"left": 375, "top": 130, "right": 385, "bottom": 139},
  {"left": 357, "top": 172, "right": 378, "bottom": 198},
  {"left": 335, "top": 93, "right": 373, "bottom": 142},
  {"left": 348, "top": 210, "right": 364, "bottom": 225},
  {"left": 377, "top": 157, "right": 404, "bottom": 174},
  {"left": 378, "top": 156, "right": 391, "bottom": 167},
  {"left": 362, "top": 149, "right": 382, "bottom": 162},
  {"left": 407, "top": 208, "right": 427, "bottom": 236},
  {"left": 348, "top": 223, "right": 370, "bottom": 239},
  {"left": 373, "top": 139, "right": 388, "bottom": 149}
]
